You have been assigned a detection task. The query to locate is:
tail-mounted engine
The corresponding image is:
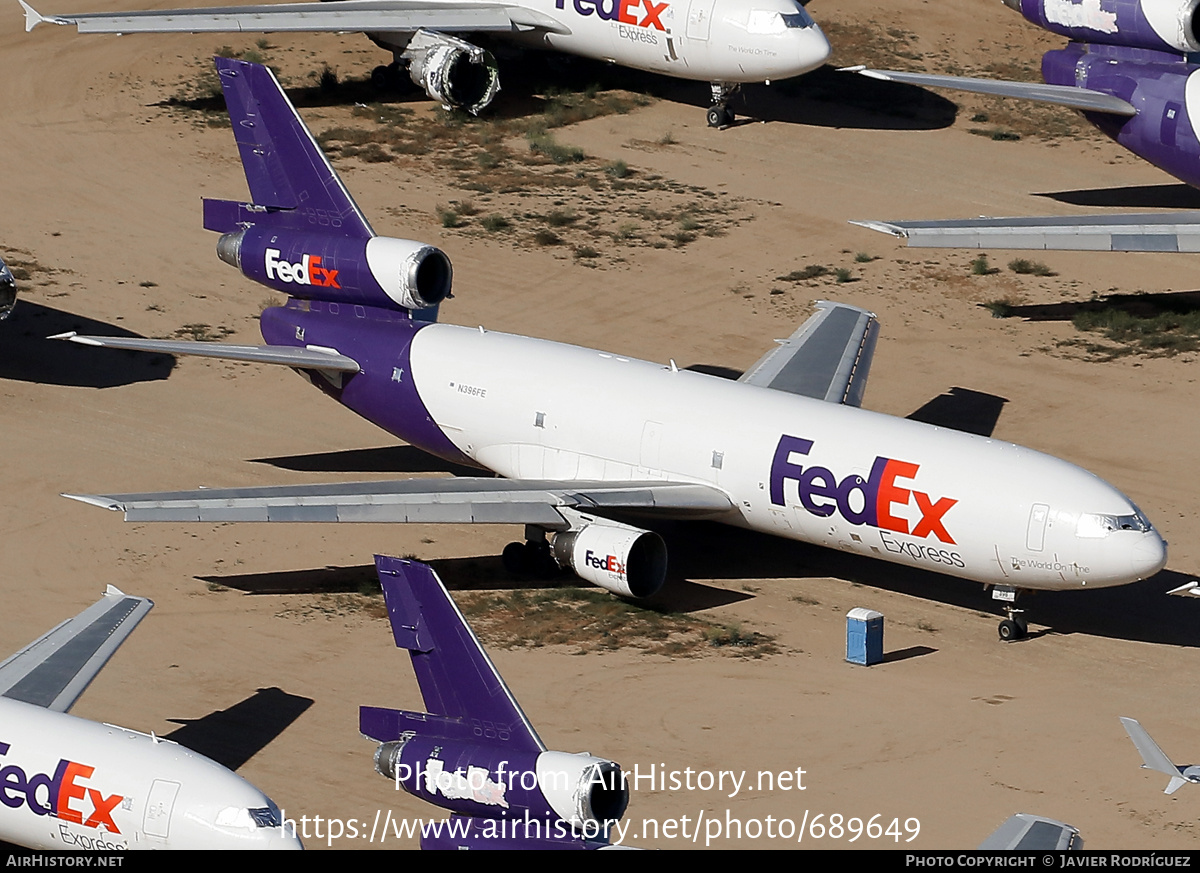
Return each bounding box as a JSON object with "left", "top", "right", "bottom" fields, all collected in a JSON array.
[
  {"left": 216, "top": 227, "right": 452, "bottom": 313},
  {"left": 370, "top": 733, "right": 629, "bottom": 839},
  {"left": 1007, "top": 0, "right": 1200, "bottom": 53},
  {"left": 552, "top": 512, "right": 668, "bottom": 598},
  {"left": 402, "top": 29, "right": 501, "bottom": 115}
]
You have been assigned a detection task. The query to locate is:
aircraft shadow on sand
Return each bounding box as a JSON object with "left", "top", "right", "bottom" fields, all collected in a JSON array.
[
  {"left": 1036, "top": 184, "right": 1200, "bottom": 211},
  {"left": 983, "top": 289, "right": 1200, "bottom": 324},
  {"left": 906, "top": 387, "right": 1007, "bottom": 438},
  {"left": 0, "top": 302, "right": 173, "bottom": 387},
  {"left": 163, "top": 686, "right": 313, "bottom": 772}
]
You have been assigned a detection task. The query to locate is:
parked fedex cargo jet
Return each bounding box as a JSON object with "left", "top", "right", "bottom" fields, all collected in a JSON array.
[
  {"left": 364, "top": 556, "right": 630, "bottom": 848},
  {"left": 18, "top": 0, "right": 831, "bottom": 127},
  {"left": 60, "top": 58, "right": 1168, "bottom": 641},
  {"left": 0, "top": 586, "right": 302, "bottom": 849}
]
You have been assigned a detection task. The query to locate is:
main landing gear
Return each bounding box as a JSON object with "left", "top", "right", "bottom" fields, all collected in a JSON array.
[
  {"left": 992, "top": 585, "right": 1030, "bottom": 641},
  {"left": 502, "top": 527, "right": 559, "bottom": 578},
  {"left": 371, "top": 61, "right": 411, "bottom": 92},
  {"left": 707, "top": 82, "right": 741, "bottom": 129}
]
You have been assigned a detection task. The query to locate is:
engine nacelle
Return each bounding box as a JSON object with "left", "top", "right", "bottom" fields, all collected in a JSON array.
[
  {"left": 1008, "top": 0, "right": 1200, "bottom": 53},
  {"left": 1042, "top": 44, "right": 1200, "bottom": 187},
  {"left": 371, "top": 733, "right": 629, "bottom": 837},
  {"left": 217, "top": 227, "right": 452, "bottom": 312},
  {"left": 402, "top": 29, "right": 501, "bottom": 115},
  {"left": 552, "top": 515, "right": 668, "bottom": 598},
  {"left": 0, "top": 258, "right": 16, "bottom": 321}
]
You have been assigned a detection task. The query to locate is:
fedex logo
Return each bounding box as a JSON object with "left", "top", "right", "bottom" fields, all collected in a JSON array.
[
  {"left": 585, "top": 550, "right": 626, "bottom": 577},
  {"left": 769, "top": 435, "right": 958, "bottom": 544},
  {"left": 554, "top": 0, "right": 670, "bottom": 31},
  {"left": 265, "top": 248, "right": 341, "bottom": 288},
  {"left": 0, "top": 742, "right": 123, "bottom": 834}
]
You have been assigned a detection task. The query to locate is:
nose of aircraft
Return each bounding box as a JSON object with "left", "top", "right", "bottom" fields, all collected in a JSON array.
[
  {"left": 797, "top": 24, "right": 832, "bottom": 75},
  {"left": 1131, "top": 529, "right": 1168, "bottom": 580}
]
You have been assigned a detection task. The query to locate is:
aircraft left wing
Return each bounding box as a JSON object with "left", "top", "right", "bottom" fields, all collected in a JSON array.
[
  {"left": 53, "top": 332, "right": 362, "bottom": 373},
  {"left": 19, "top": 0, "right": 570, "bottom": 35},
  {"left": 846, "top": 67, "right": 1137, "bottom": 117},
  {"left": 739, "top": 300, "right": 879, "bottom": 407},
  {"left": 63, "top": 477, "right": 734, "bottom": 525},
  {"left": 0, "top": 586, "right": 152, "bottom": 713},
  {"left": 852, "top": 213, "right": 1200, "bottom": 252}
]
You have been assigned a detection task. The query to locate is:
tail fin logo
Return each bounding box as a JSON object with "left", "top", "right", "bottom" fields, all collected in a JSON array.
[{"left": 265, "top": 248, "right": 341, "bottom": 289}]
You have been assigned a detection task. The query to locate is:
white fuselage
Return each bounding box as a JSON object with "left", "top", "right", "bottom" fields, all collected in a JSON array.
[
  {"left": 0, "top": 699, "right": 301, "bottom": 850},
  {"left": 375, "top": 0, "right": 832, "bottom": 83},
  {"left": 408, "top": 324, "right": 1167, "bottom": 591}
]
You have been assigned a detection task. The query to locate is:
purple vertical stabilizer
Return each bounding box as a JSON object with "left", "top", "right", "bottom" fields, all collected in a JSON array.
[
  {"left": 206, "top": 57, "right": 372, "bottom": 237},
  {"left": 206, "top": 58, "right": 452, "bottom": 313},
  {"left": 364, "top": 555, "right": 544, "bottom": 753},
  {"left": 361, "top": 556, "right": 631, "bottom": 849}
]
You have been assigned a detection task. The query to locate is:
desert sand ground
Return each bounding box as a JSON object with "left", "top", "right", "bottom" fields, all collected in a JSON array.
[{"left": 3, "top": 0, "right": 1200, "bottom": 850}]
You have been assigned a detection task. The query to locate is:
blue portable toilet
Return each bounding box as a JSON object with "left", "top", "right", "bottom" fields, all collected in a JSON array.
[{"left": 846, "top": 608, "right": 884, "bottom": 665}]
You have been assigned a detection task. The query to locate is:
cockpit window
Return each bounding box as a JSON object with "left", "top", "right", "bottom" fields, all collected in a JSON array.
[
  {"left": 781, "top": 9, "right": 815, "bottom": 28},
  {"left": 747, "top": 10, "right": 786, "bottom": 34},
  {"left": 1077, "top": 511, "right": 1151, "bottom": 538},
  {"left": 249, "top": 806, "right": 283, "bottom": 828}
]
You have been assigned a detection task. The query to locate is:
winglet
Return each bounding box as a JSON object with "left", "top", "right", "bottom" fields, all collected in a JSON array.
[{"left": 360, "top": 556, "right": 544, "bottom": 754}]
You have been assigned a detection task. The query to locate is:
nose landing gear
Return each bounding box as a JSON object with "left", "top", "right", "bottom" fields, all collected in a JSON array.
[
  {"left": 707, "top": 82, "right": 741, "bottom": 128},
  {"left": 992, "top": 585, "right": 1030, "bottom": 641}
]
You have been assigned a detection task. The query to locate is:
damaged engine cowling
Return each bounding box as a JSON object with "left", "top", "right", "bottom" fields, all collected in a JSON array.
[
  {"left": 1006, "top": 0, "right": 1200, "bottom": 53},
  {"left": 216, "top": 227, "right": 452, "bottom": 313},
  {"left": 372, "top": 734, "right": 629, "bottom": 839},
  {"left": 0, "top": 259, "right": 16, "bottom": 321},
  {"left": 402, "top": 29, "right": 501, "bottom": 115},
  {"left": 552, "top": 513, "right": 668, "bottom": 599}
]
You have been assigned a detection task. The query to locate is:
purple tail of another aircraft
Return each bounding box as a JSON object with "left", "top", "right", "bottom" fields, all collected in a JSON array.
[{"left": 361, "top": 557, "right": 631, "bottom": 850}]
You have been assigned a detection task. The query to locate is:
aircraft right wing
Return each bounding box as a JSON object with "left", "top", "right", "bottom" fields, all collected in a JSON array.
[
  {"left": 0, "top": 586, "right": 152, "bottom": 713},
  {"left": 63, "top": 477, "right": 734, "bottom": 525},
  {"left": 852, "top": 213, "right": 1200, "bottom": 252},
  {"left": 52, "top": 332, "right": 362, "bottom": 373},
  {"left": 739, "top": 300, "right": 879, "bottom": 407},
  {"left": 360, "top": 556, "right": 544, "bottom": 751},
  {"left": 19, "top": 0, "right": 571, "bottom": 35},
  {"left": 846, "top": 67, "right": 1137, "bottom": 116}
]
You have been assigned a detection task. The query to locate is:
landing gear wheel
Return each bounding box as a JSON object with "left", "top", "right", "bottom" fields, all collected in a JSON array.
[
  {"left": 998, "top": 619, "right": 1021, "bottom": 642},
  {"left": 371, "top": 62, "right": 409, "bottom": 92},
  {"left": 371, "top": 64, "right": 391, "bottom": 91},
  {"left": 501, "top": 540, "right": 559, "bottom": 578},
  {"left": 707, "top": 105, "right": 733, "bottom": 128}
]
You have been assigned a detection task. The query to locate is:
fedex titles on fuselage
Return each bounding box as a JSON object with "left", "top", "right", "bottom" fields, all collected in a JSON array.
[
  {"left": 554, "top": 0, "right": 670, "bottom": 44},
  {"left": 0, "top": 740, "right": 126, "bottom": 849},
  {"left": 770, "top": 434, "right": 965, "bottom": 568}
]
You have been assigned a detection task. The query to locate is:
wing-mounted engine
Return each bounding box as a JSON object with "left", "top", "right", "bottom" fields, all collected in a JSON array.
[
  {"left": 215, "top": 226, "right": 452, "bottom": 312},
  {"left": 402, "top": 28, "right": 501, "bottom": 115},
  {"left": 551, "top": 510, "right": 668, "bottom": 598},
  {"left": 362, "top": 557, "right": 630, "bottom": 849},
  {"left": 1007, "top": 0, "right": 1200, "bottom": 53}
]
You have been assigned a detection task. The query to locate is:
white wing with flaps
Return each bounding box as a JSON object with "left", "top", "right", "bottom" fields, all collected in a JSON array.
[
  {"left": 20, "top": 0, "right": 569, "bottom": 35},
  {"left": 739, "top": 300, "right": 878, "bottom": 407},
  {"left": 64, "top": 478, "right": 734, "bottom": 526},
  {"left": 846, "top": 67, "right": 1137, "bottom": 117},
  {"left": 852, "top": 213, "right": 1200, "bottom": 252},
  {"left": 52, "top": 332, "right": 361, "bottom": 373},
  {"left": 0, "top": 587, "right": 152, "bottom": 713}
]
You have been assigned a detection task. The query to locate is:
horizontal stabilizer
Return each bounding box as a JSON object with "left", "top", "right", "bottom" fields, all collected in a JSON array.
[
  {"left": 61, "top": 478, "right": 732, "bottom": 525},
  {"left": 202, "top": 198, "right": 294, "bottom": 234},
  {"left": 51, "top": 332, "right": 361, "bottom": 373},
  {"left": 0, "top": 587, "right": 152, "bottom": 713},
  {"left": 363, "top": 556, "right": 543, "bottom": 752},
  {"left": 851, "top": 212, "right": 1200, "bottom": 252},
  {"left": 23, "top": 0, "right": 527, "bottom": 34},
  {"left": 845, "top": 67, "right": 1137, "bottom": 117},
  {"left": 740, "top": 300, "right": 878, "bottom": 406},
  {"left": 1120, "top": 716, "right": 1193, "bottom": 793}
]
